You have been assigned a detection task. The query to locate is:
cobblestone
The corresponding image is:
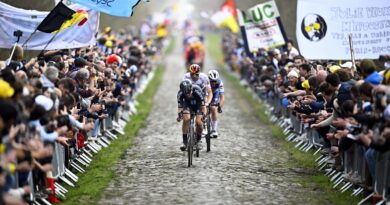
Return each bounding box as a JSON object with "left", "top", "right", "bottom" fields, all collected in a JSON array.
[{"left": 98, "top": 37, "right": 326, "bottom": 205}]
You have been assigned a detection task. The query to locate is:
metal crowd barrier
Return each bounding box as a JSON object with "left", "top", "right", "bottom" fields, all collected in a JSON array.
[
  {"left": 372, "top": 151, "right": 390, "bottom": 204},
  {"left": 22, "top": 69, "right": 156, "bottom": 205},
  {"left": 264, "top": 91, "right": 390, "bottom": 204},
  {"left": 232, "top": 70, "right": 390, "bottom": 204}
]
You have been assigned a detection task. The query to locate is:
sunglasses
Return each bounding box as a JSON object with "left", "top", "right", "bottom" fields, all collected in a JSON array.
[
  {"left": 191, "top": 73, "right": 199, "bottom": 77},
  {"left": 305, "top": 23, "right": 321, "bottom": 32}
]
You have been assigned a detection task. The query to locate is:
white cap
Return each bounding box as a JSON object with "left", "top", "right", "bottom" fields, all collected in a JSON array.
[
  {"left": 287, "top": 70, "right": 299, "bottom": 78},
  {"left": 35, "top": 95, "right": 54, "bottom": 111},
  {"left": 340, "top": 61, "right": 353, "bottom": 69},
  {"left": 130, "top": 65, "right": 138, "bottom": 73}
]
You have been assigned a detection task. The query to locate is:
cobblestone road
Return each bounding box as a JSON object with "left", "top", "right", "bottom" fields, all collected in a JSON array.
[{"left": 99, "top": 37, "right": 327, "bottom": 205}]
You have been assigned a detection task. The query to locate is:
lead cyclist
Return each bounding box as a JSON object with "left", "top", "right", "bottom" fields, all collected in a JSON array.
[
  {"left": 177, "top": 79, "right": 205, "bottom": 151},
  {"left": 207, "top": 70, "right": 225, "bottom": 138}
]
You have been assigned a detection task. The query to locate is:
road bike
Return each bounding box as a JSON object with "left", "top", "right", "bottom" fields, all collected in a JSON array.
[
  {"left": 204, "top": 105, "right": 212, "bottom": 152},
  {"left": 178, "top": 110, "right": 200, "bottom": 167},
  {"left": 204, "top": 104, "right": 223, "bottom": 152}
]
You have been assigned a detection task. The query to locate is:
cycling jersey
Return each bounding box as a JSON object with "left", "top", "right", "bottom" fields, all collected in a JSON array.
[
  {"left": 183, "top": 73, "right": 210, "bottom": 96},
  {"left": 210, "top": 79, "right": 224, "bottom": 105},
  {"left": 177, "top": 84, "right": 204, "bottom": 114}
]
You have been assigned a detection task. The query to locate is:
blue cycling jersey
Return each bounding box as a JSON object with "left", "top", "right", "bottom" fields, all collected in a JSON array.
[
  {"left": 210, "top": 79, "right": 224, "bottom": 95},
  {"left": 210, "top": 79, "right": 224, "bottom": 104}
]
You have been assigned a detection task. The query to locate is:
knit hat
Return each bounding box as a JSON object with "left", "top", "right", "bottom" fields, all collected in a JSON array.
[
  {"left": 106, "top": 54, "right": 122, "bottom": 65},
  {"left": 287, "top": 70, "right": 299, "bottom": 78}
]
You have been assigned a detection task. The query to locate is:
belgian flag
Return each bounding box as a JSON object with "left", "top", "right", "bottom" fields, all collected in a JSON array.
[{"left": 37, "top": 2, "right": 75, "bottom": 33}]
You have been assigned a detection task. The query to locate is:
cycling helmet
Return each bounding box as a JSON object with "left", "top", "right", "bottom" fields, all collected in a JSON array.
[
  {"left": 189, "top": 64, "right": 201, "bottom": 74},
  {"left": 180, "top": 79, "right": 193, "bottom": 95},
  {"left": 208, "top": 70, "right": 219, "bottom": 81}
]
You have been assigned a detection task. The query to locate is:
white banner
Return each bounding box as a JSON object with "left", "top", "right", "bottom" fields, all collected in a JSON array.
[
  {"left": 237, "top": 0, "right": 285, "bottom": 52},
  {"left": 0, "top": 2, "right": 99, "bottom": 50},
  {"left": 297, "top": 0, "right": 390, "bottom": 60}
]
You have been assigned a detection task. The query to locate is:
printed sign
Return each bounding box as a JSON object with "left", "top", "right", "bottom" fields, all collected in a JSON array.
[
  {"left": 237, "top": 0, "right": 286, "bottom": 53},
  {"left": 297, "top": 0, "right": 390, "bottom": 59}
]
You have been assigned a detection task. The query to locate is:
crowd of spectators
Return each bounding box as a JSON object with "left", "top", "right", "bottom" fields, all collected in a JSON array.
[
  {"left": 222, "top": 32, "right": 390, "bottom": 202},
  {"left": 0, "top": 24, "right": 163, "bottom": 204}
]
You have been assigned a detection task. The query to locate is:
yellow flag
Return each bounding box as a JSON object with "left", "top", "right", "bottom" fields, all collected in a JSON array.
[{"left": 53, "top": 10, "right": 88, "bottom": 33}]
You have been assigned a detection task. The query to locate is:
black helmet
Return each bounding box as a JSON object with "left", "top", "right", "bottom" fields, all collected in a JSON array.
[{"left": 180, "top": 79, "right": 192, "bottom": 95}]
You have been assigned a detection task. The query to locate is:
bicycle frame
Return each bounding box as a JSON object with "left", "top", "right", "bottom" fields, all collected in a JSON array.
[
  {"left": 187, "top": 110, "right": 198, "bottom": 167},
  {"left": 205, "top": 104, "right": 212, "bottom": 152}
]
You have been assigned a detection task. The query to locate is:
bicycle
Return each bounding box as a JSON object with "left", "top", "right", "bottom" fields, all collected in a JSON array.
[
  {"left": 204, "top": 104, "right": 223, "bottom": 152},
  {"left": 204, "top": 104, "right": 212, "bottom": 152},
  {"left": 178, "top": 110, "right": 200, "bottom": 167}
]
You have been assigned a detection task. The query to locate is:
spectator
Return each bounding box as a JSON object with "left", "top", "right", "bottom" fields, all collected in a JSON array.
[
  {"left": 0, "top": 23, "right": 163, "bottom": 204},
  {"left": 287, "top": 39, "right": 300, "bottom": 59},
  {"left": 221, "top": 30, "right": 390, "bottom": 202}
]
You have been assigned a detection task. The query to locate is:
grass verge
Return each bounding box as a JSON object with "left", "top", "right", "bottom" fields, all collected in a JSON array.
[
  {"left": 61, "top": 64, "right": 165, "bottom": 205},
  {"left": 206, "top": 32, "right": 362, "bottom": 205},
  {"left": 62, "top": 36, "right": 174, "bottom": 205},
  {"left": 164, "top": 36, "right": 175, "bottom": 55}
]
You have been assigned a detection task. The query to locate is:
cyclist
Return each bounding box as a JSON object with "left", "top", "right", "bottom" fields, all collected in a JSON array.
[
  {"left": 183, "top": 64, "right": 213, "bottom": 110},
  {"left": 208, "top": 70, "right": 225, "bottom": 138},
  {"left": 184, "top": 39, "right": 205, "bottom": 69},
  {"left": 177, "top": 79, "right": 205, "bottom": 151}
]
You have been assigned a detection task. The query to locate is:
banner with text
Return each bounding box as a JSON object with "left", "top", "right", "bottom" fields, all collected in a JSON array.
[
  {"left": 70, "top": 0, "right": 140, "bottom": 17},
  {"left": 297, "top": 0, "right": 390, "bottom": 60},
  {"left": 237, "top": 0, "right": 286, "bottom": 54},
  {"left": 0, "top": 2, "right": 99, "bottom": 50}
]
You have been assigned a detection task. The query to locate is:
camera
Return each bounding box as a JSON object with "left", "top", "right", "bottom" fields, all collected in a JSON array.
[
  {"left": 13, "top": 30, "right": 23, "bottom": 38},
  {"left": 13, "top": 30, "right": 23, "bottom": 42},
  {"left": 379, "top": 55, "right": 390, "bottom": 62}
]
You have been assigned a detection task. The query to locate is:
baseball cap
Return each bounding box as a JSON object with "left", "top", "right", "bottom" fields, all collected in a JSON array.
[
  {"left": 35, "top": 95, "right": 54, "bottom": 111},
  {"left": 301, "top": 80, "right": 310, "bottom": 89},
  {"left": 340, "top": 62, "right": 353, "bottom": 69},
  {"left": 0, "top": 80, "right": 14, "bottom": 98}
]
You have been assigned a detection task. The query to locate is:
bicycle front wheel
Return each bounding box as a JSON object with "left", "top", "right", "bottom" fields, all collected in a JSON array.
[
  {"left": 187, "top": 133, "right": 193, "bottom": 167},
  {"left": 206, "top": 113, "right": 211, "bottom": 152}
]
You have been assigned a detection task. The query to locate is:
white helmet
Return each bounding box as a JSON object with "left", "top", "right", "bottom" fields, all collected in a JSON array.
[{"left": 208, "top": 70, "right": 219, "bottom": 81}]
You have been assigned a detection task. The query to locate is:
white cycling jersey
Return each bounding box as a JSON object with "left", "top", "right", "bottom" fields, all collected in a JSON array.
[{"left": 183, "top": 72, "right": 210, "bottom": 96}]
